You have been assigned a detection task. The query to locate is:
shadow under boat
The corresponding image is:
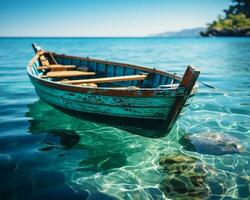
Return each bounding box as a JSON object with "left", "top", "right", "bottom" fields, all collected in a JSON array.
[{"left": 26, "top": 100, "right": 173, "bottom": 138}]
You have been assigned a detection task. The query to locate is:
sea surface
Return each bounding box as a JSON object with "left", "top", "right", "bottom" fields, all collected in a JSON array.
[{"left": 0, "top": 37, "right": 249, "bottom": 200}]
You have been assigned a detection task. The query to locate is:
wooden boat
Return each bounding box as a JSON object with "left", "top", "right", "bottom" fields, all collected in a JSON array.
[{"left": 27, "top": 44, "right": 200, "bottom": 137}]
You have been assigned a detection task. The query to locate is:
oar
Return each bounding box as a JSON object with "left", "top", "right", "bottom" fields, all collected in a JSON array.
[{"left": 198, "top": 80, "right": 216, "bottom": 89}]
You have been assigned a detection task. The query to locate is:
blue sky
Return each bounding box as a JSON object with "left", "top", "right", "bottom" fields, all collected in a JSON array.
[{"left": 0, "top": 0, "right": 231, "bottom": 37}]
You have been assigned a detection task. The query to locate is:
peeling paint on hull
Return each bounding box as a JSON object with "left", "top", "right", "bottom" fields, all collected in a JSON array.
[{"left": 32, "top": 79, "right": 177, "bottom": 120}]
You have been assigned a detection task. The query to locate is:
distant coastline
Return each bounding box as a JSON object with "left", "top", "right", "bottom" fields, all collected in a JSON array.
[{"left": 148, "top": 28, "right": 204, "bottom": 37}]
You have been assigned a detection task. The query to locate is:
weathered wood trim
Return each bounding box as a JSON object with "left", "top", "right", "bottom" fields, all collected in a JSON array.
[{"left": 165, "top": 65, "right": 200, "bottom": 130}]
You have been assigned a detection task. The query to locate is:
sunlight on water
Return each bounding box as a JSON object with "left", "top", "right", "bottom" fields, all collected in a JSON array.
[{"left": 0, "top": 38, "right": 249, "bottom": 199}]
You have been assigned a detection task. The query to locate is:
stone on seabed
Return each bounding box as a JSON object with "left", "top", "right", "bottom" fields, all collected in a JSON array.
[{"left": 179, "top": 132, "right": 244, "bottom": 155}]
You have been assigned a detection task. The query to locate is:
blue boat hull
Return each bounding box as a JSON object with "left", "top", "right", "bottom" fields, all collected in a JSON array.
[{"left": 31, "top": 77, "right": 183, "bottom": 120}]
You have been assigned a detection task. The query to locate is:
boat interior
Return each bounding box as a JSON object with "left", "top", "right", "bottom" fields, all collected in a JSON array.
[{"left": 30, "top": 50, "right": 182, "bottom": 89}]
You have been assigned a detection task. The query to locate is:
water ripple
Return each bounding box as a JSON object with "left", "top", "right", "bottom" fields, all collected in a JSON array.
[{"left": 0, "top": 38, "right": 250, "bottom": 199}]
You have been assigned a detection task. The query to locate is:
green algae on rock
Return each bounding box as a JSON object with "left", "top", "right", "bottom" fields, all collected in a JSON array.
[
  {"left": 159, "top": 154, "right": 213, "bottom": 199},
  {"left": 159, "top": 153, "right": 250, "bottom": 199}
]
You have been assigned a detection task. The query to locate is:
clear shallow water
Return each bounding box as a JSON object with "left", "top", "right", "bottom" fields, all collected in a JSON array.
[{"left": 0, "top": 38, "right": 249, "bottom": 200}]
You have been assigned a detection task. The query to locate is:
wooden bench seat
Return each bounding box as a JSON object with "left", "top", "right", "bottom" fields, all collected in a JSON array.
[
  {"left": 41, "top": 70, "right": 95, "bottom": 78},
  {"left": 37, "top": 64, "right": 76, "bottom": 71},
  {"left": 61, "top": 74, "right": 147, "bottom": 85}
]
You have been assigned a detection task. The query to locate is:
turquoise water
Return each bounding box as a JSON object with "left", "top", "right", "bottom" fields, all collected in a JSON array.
[{"left": 0, "top": 38, "right": 249, "bottom": 200}]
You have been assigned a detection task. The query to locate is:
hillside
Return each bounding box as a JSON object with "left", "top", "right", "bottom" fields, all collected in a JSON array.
[{"left": 150, "top": 28, "right": 204, "bottom": 37}]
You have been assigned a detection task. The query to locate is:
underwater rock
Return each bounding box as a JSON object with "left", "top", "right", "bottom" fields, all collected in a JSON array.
[
  {"left": 159, "top": 154, "right": 196, "bottom": 166},
  {"left": 179, "top": 132, "right": 244, "bottom": 155},
  {"left": 41, "top": 129, "right": 80, "bottom": 150},
  {"left": 159, "top": 153, "right": 214, "bottom": 199},
  {"left": 159, "top": 153, "right": 245, "bottom": 199}
]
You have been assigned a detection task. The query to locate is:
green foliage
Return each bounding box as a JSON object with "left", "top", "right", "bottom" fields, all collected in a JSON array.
[
  {"left": 224, "top": 0, "right": 250, "bottom": 18},
  {"left": 208, "top": 13, "right": 250, "bottom": 30},
  {"left": 207, "top": 0, "right": 250, "bottom": 30}
]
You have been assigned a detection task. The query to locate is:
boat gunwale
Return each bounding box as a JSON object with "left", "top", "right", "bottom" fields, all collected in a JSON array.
[{"left": 27, "top": 51, "right": 186, "bottom": 97}]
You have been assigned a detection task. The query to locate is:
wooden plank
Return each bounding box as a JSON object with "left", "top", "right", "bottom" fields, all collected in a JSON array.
[
  {"left": 41, "top": 70, "right": 95, "bottom": 78},
  {"left": 37, "top": 65, "right": 76, "bottom": 70},
  {"left": 165, "top": 66, "right": 200, "bottom": 131},
  {"left": 61, "top": 74, "right": 147, "bottom": 85}
]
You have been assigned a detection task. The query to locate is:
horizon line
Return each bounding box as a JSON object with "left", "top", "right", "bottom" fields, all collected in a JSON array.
[
  {"left": 0, "top": 36, "right": 203, "bottom": 39},
  {"left": 0, "top": 27, "right": 206, "bottom": 38}
]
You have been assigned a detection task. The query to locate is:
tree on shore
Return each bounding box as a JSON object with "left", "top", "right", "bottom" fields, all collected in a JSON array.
[
  {"left": 201, "top": 0, "right": 250, "bottom": 36},
  {"left": 224, "top": 0, "right": 250, "bottom": 18}
]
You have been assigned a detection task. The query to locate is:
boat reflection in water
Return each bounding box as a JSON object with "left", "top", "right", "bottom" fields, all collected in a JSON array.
[{"left": 26, "top": 100, "right": 174, "bottom": 138}]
